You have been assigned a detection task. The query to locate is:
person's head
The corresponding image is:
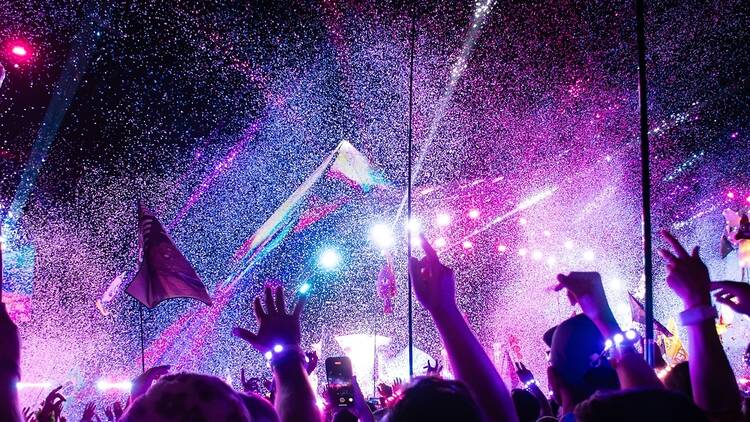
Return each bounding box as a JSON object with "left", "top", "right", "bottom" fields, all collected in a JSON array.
[
  {"left": 386, "top": 377, "right": 483, "bottom": 422},
  {"left": 574, "top": 388, "right": 708, "bottom": 422},
  {"left": 239, "top": 392, "right": 278, "bottom": 422},
  {"left": 545, "top": 314, "right": 619, "bottom": 412},
  {"left": 663, "top": 361, "right": 692, "bottom": 399},
  {"left": 511, "top": 388, "right": 541, "bottom": 422},
  {"left": 121, "top": 373, "right": 253, "bottom": 422}
]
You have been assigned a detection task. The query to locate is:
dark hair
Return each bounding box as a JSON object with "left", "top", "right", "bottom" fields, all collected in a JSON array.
[
  {"left": 574, "top": 388, "right": 708, "bottom": 422},
  {"left": 386, "top": 377, "right": 483, "bottom": 422},
  {"left": 511, "top": 388, "right": 540, "bottom": 422},
  {"left": 663, "top": 361, "right": 692, "bottom": 400}
]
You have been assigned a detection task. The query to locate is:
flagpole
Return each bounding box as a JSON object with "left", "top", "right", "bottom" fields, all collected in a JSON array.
[
  {"left": 139, "top": 302, "right": 146, "bottom": 373},
  {"left": 406, "top": 4, "right": 417, "bottom": 378},
  {"left": 635, "top": 0, "right": 655, "bottom": 367}
]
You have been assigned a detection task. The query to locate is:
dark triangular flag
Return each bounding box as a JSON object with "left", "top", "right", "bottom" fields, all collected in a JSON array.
[
  {"left": 126, "top": 202, "right": 212, "bottom": 308},
  {"left": 628, "top": 293, "right": 672, "bottom": 337}
]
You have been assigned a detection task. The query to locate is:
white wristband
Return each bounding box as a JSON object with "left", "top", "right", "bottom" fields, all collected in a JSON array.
[{"left": 679, "top": 305, "right": 717, "bottom": 326}]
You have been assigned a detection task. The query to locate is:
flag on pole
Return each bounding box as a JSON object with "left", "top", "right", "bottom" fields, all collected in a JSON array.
[
  {"left": 126, "top": 202, "right": 212, "bottom": 308},
  {"left": 628, "top": 293, "right": 671, "bottom": 337}
]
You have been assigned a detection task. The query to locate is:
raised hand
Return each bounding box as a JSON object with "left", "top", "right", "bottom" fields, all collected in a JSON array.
[
  {"left": 514, "top": 362, "right": 534, "bottom": 385},
  {"left": 712, "top": 281, "right": 750, "bottom": 316},
  {"left": 554, "top": 271, "right": 614, "bottom": 322},
  {"left": 305, "top": 350, "right": 318, "bottom": 375},
  {"left": 409, "top": 234, "right": 457, "bottom": 316},
  {"left": 657, "top": 230, "right": 710, "bottom": 309},
  {"left": 423, "top": 359, "right": 443, "bottom": 376},
  {"left": 0, "top": 303, "right": 20, "bottom": 377},
  {"left": 376, "top": 382, "right": 393, "bottom": 399},
  {"left": 233, "top": 285, "right": 306, "bottom": 352},
  {"left": 37, "top": 386, "right": 65, "bottom": 422},
  {"left": 240, "top": 368, "right": 263, "bottom": 394},
  {"left": 80, "top": 402, "right": 96, "bottom": 422}
]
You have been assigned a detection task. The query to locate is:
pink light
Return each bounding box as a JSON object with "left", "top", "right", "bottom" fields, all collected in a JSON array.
[
  {"left": 518, "top": 248, "right": 528, "bottom": 257},
  {"left": 434, "top": 237, "right": 447, "bottom": 248},
  {"left": 462, "top": 240, "right": 473, "bottom": 249},
  {"left": 11, "top": 45, "right": 27, "bottom": 56},
  {"left": 497, "top": 244, "right": 507, "bottom": 252},
  {"left": 746, "top": 195, "right": 750, "bottom": 204},
  {"left": 436, "top": 213, "right": 451, "bottom": 227},
  {"left": 531, "top": 250, "right": 542, "bottom": 261},
  {"left": 543, "top": 230, "right": 551, "bottom": 237},
  {"left": 518, "top": 217, "right": 528, "bottom": 226},
  {"left": 728, "top": 192, "right": 735, "bottom": 199},
  {"left": 468, "top": 209, "right": 480, "bottom": 219}
]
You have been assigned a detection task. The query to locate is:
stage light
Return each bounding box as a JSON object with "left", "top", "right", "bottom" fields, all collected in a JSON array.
[
  {"left": 299, "top": 283, "right": 311, "bottom": 294},
  {"left": 543, "top": 230, "right": 551, "bottom": 237},
  {"left": 436, "top": 213, "right": 451, "bottom": 227},
  {"left": 468, "top": 209, "right": 480, "bottom": 219},
  {"left": 405, "top": 218, "right": 421, "bottom": 233},
  {"left": 546, "top": 256, "right": 557, "bottom": 266},
  {"left": 434, "top": 237, "right": 447, "bottom": 248},
  {"left": 746, "top": 195, "right": 750, "bottom": 203},
  {"left": 462, "top": 240, "right": 473, "bottom": 249},
  {"left": 318, "top": 249, "right": 341, "bottom": 270},
  {"left": 11, "top": 45, "right": 27, "bottom": 57},
  {"left": 410, "top": 235, "right": 422, "bottom": 247},
  {"left": 727, "top": 192, "right": 735, "bottom": 199},
  {"left": 16, "top": 381, "right": 52, "bottom": 390},
  {"left": 273, "top": 344, "right": 284, "bottom": 353},
  {"left": 518, "top": 217, "right": 528, "bottom": 226},
  {"left": 265, "top": 351, "right": 273, "bottom": 360},
  {"left": 613, "top": 333, "right": 624, "bottom": 345},
  {"left": 610, "top": 278, "right": 623, "bottom": 290},
  {"left": 625, "top": 330, "right": 637, "bottom": 341},
  {"left": 518, "top": 248, "right": 528, "bottom": 257},
  {"left": 96, "top": 380, "right": 133, "bottom": 391},
  {"left": 497, "top": 244, "right": 507, "bottom": 252},
  {"left": 531, "top": 250, "right": 542, "bottom": 261},
  {"left": 582, "top": 250, "right": 595, "bottom": 261},
  {"left": 564, "top": 240, "right": 574, "bottom": 249},
  {"left": 370, "top": 223, "right": 393, "bottom": 249}
]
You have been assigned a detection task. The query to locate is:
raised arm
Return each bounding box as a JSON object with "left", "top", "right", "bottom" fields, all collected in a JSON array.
[
  {"left": 410, "top": 235, "right": 517, "bottom": 422},
  {"left": 658, "top": 230, "right": 741, "bottom": 418},
  {"left": 0, "top": 303, "right": 22, "bottom": 422},
  {"left": 554, "top": 272, "right": 663, "bottom": 389},
  {"left": 233, "top": 285, "right": 319, "bottom": 422}
]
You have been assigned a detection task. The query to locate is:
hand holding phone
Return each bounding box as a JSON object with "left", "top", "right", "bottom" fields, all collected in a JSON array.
[{"left": 326, "top": 357, "right": 355, "bottom": 408}]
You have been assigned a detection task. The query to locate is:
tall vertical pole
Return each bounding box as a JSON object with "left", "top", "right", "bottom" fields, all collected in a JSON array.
[
  {"left": 635, "top": 0, "right": 655, "bottom": 367},
  {"left": 406, "top": 5, "right": 417, "bottom": 378},
  {"left": 139, "top": 303, "right": 146, "bottom": 373}
]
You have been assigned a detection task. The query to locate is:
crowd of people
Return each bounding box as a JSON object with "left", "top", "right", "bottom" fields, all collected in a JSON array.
[{"left": 2, "top": 230, "right": 750, "bottom": 421}]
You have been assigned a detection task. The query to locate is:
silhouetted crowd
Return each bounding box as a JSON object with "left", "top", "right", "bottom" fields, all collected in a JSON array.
[{"left": 3, "top": 230, "right": 750, "bottom": 421}]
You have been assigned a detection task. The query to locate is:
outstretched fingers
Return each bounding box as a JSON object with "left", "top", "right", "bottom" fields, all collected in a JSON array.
[
  {"left": 292, "top": 293, "right": 307, "bottom": 318},
  {"left": 274, "top": 285, "right": 286, "bottom": 314},
  {"left": 660, "top": 230, "right": 689, "bottom": 258},
  {"left": 264, "top": 285, "right": 277, "bottom": 315},
  {"left": 232, "top": 327, "right": 259, "bottom": 346}
]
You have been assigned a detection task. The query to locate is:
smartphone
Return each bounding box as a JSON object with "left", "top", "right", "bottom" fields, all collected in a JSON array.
[{"left": 325, "top": 357, "right": 355, "bottom": 407}]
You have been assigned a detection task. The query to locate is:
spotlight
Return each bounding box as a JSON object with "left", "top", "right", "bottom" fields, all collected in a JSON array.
[
  {"left": 370, "top": 223, "right": 393, "bottom": 249},
  {"left": 405, "top": 218, "right": 421, "bottom": 233},
  {"left": 265, "top": 351, "right": 273, "bottom": 360},
  {"left": 546, "top": 256, "right": 557, "bottom": 266},
  {"left": 299, "top": 283, "right": 311, "bottom": 295},
  {"left": 410, "top": 235, "right": 422, "bottom": 247},
  {"left": 462, "top": 240, "right": 473, "bottom": 249},
  {"left": 518, "top": 248, "right": 528, "bottom": 257},
  {"left": 96, "top": 380, "right": 133, "bottom": 391},
  {"left": 531, "top": 250, "right": 542, "bottom": 261},
  {"left": 610, "top": 278, "right": 623, "bottom": 290},
  {"left": 518, "top": 217, "right": 528, "bottom": 226},
  {"left": 582, "top": 250, "right": 595, "bottom": 261},
  {"left": 11, "top": 45, "right": 27, "bottom": 57},
  {"left": 273, "top": 344, "right": 284, "bottom": 353},
  {"left": 434, "top": 237, "right": 447, "bottom": 248},
  {"left": 543, "top": 230, "right": 551, "bottom": 237},
  {"left": 318, "top": 248, "right": 341, "bottom": 270},
  {"left": 16, "top": 381, "right": 52, "bottom": 390},
  {"left": 497, "top": 244, "right": 507, "bottom": 252},
  {"left": 564, "top": 240, "right": 574, "bottom": 249},
  {"left": 625, "top": 330, "right": 637, "bottom": 341},
  {"left": 468, "top": 209, "right": 480, "bottom": 219},
  {"left": 436, "top": 213, "right": 451, "bottom": 227},
  {"left": 727, "top": 192, "right": 735, "bottom": 199},
  {"left": 746, "top": 195, "right": 750, "bottom": 204}
]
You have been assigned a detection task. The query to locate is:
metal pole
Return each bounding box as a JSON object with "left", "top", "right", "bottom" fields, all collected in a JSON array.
[
  {"left": 635, "top": 0, "right": 655, "bottom": 367},
  {"left": 139, "top": 303, "right": 146, "bottom": 373},
  {"left": 406, "top": 5, "right": 417, "bottom": 378}
]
